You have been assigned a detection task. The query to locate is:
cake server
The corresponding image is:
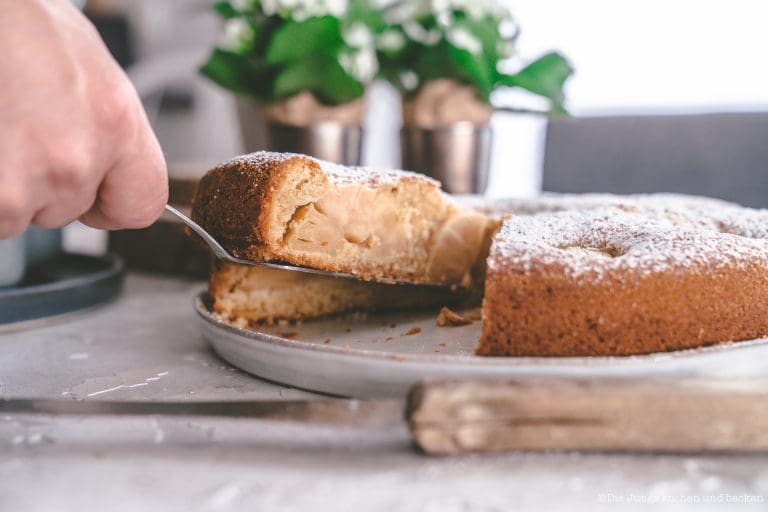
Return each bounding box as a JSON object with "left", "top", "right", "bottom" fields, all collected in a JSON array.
[
  {"left": 165, "top": 204, "right": 448, "bottom": 287},
  {"left": 4, "top": 377, "right": 768, "bottom": 454}
]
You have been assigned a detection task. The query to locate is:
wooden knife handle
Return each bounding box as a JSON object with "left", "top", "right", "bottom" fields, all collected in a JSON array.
[{"left": 406, "top": 377, "right": 768, "bottom": 455}]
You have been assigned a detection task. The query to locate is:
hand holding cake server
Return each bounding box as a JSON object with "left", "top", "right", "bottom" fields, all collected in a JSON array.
[{"left": 0, "top": 0, "right": 167, "bottom": 239}]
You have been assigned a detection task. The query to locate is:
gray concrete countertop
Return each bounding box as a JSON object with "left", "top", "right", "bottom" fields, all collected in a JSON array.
[{"left": 1, "top": 274, "right": 767, "bottom": 511}]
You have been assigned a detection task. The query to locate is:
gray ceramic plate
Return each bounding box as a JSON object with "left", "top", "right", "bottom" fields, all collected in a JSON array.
[
  {"left": 196, "top": 294, "right": 768, "bottom": 398},
  {"left": 0, "top": 254, "right": 123, "bottom": 329}
]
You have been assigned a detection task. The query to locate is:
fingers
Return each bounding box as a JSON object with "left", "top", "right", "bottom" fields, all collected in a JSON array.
[
  {"left": 0, "top": 0, "right": 168, "bottom": 236},
  {"left": 0, "top": 135, "right": 36, "bottom": 238},
  {"left": 0, "top": 181, "right": 33, "bottom": 238},
  {"left": 78, "top": 111, "right": 168, "bottom": 230},
  {"left": 32, "top": 186, "right": 99, "bottom": 229}
]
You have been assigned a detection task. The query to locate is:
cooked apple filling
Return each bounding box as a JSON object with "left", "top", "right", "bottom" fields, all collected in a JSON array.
[{"left": 278, "top": 182, "right": 488, "bottom": 285}]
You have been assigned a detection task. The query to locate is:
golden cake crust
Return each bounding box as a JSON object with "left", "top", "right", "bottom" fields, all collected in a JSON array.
[
  {"left": 478, "top": 205, "right": 768, "bottom": 356},
  {"left": 191, "top": 151, "right": 489, "bottom": 286},
  {"left": 191, "top": 152, "right": 313, "bottom": 257}
]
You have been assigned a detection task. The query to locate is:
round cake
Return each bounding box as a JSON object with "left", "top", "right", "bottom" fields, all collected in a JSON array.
[{"left": 477, "top": 201, "right": 768, "bottom": 357}]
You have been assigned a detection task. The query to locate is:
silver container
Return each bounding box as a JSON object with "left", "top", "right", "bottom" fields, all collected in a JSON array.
[
  {"left": 266, "top": 121, "right": 363, "bottom": 166},
  {"left": 400, "top": 122, "right": 492, "bottom": 194},
  {"left": 236, "top": 99, "right": 363, "bottom": 165}
]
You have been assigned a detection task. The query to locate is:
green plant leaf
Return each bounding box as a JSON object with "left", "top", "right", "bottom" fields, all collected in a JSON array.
[
  {"left": 199, "top": 48, "right": 267, "bottom": 99},
  {"left": 213, "top": 1, "right": 239, "bottom": 19},
  {"left": 265, "top": 17, "right": 343, "bottom": 65},
  {"left": 412, "top": 43, "right": 454, "bottom": 83},
  {"left": 500, "top": 51, "right": 573, "bottom": 105},
  {"left": 454, "top": 17, "right": 501, "bottom": 63},
  {"left": 314, "top": 60, "right": 365, "bottom": 104},
  {"left": 273, "top": 56, "right": 364, "bottom": 104},
  {"left": 446, "top": 44, "right": 494, "bottom": 100},
  {"left": 273, "top": 61, "right": 323, "bottom": 98}
]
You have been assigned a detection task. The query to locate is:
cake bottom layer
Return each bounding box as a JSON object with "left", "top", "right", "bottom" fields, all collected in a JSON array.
[{"left": 210, "top": 263, "right": 469, "bottom": 326}]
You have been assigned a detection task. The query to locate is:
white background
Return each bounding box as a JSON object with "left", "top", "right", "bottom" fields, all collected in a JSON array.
[{"left": 477, "top": 0, "right": 768, "bottom": 197}]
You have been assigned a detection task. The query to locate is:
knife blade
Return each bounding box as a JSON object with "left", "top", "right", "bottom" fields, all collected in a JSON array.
[
  {"left": 7, "top": 377, "right": 768, "bottom": 454},
  {"left": 0, "top": 398, "right": 405, "bottom": 429}
]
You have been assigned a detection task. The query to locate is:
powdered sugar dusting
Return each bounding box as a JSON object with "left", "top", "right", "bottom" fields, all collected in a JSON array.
[
  {"left": 227, "top": 150, "right": 439, "bottom": 188},
  {"left": 490, "top": 199, "right": 768, "bottom": 281},
  {"left": 320, "top": 159, "right": 440, "bottom": 188},
  {"left": 490, "top": 193, "right": 735, "bottom": 215},
  {"left": 226, "top": 150, "right": 296, "bottom": 169}
]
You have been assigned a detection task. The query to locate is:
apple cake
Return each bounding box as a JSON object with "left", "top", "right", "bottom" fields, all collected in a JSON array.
[
  {"left": 191, "top": 151, "right": 490, "bottom": 287},
  {"left": 477, "top": 204, "right": 768, "bottom": 356},
  {"left": 192, "top": 151, "right": 768, "bottom": 357}
]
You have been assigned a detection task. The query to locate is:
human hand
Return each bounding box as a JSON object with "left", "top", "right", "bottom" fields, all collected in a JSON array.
[{"left": 0, "top": 0, "right": 168, "bottom": 238}]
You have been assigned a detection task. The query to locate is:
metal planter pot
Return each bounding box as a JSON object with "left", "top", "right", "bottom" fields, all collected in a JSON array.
[
  {"left": 400, "top": 122, "right": 492, "bottom": 194},
  {"left": 236, "top": 98, "right": 363, "bottom": 166},
  {"left": 266, "top": 121, "right": 363, "bottom": 166}
]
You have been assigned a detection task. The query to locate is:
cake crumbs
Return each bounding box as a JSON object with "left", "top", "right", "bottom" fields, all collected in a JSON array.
[
  {"left": 436, "top": 307, "right": 480, "bottom": 327},
  {"left": 402, "top": 327, "right": 422, "bottom": 336},
  {"left": 385, "top": 336, "right": 394, "bottom": 341},
  {"left": 323, "top": 338, "right": 332, "bottom": 345},
  {"left": 279, "top": 332, "right": 298, "bottom": 339}
]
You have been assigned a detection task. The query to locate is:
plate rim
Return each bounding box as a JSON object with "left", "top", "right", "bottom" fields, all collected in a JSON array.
[
  {"left": 0, "top": 253, "right": 124, "bottom": 299},
  {"left": 194, "top": 293, "right": 768, "bottom": 367}
]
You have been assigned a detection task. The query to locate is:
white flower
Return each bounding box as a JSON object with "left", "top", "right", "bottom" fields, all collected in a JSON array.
[
  {"left": 385, "top": 1, "right": 426, "bottom": 24},
  {"left": 343, "top": 22, "right": 374, "bottom": 49},
  {"left": 325, "top": 0, "right": 348, "bottom": 17},
  {"left": 498, "top": 17, "right": 518, "bottom": 39},
  {"left": 292, "top": 8, "right": 310, "bottom": 21},
  {"left": 370, "top": 0, "right": 399, "bottom": 8},
  {"left": 426, "top": 0, "right": 507, "bottom": 20},
  {"left": 432, "top": 0, "right": 450, "bottom": 13},
  {"left": 262, "top": 0, "right": 348, "bottom": 19},
  {"left": 231, "top": 0, "right": 253, "bottom": 9},
  {"left": 261, "top": 0, "right": 279, "bottom": 15},
  {"left": 377, "top": 29, "right": 405, "bottom": 52},
  {"left": 218, "top": 18, "right": 253, "bottom": 51},
  {"left": 446, "top": 26, "right": 481, "bottom": 54},
  {"left": 436, "top": 10, "right": 452, "bottom": 28},
  {"left": 403, "top": 21, "right": 441, "bottom": 46},
  {"left": 447, "top": 0, "right": 502, "bottom": 19},
  {"left": 386, "top": 0, "right": 506, "bottom": 24},
  {"left": 339, "top": 47, "right": 378, "bottom": 83},
  {"left": 399, "top": 70, "right": 419, "bottom": 91}
]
